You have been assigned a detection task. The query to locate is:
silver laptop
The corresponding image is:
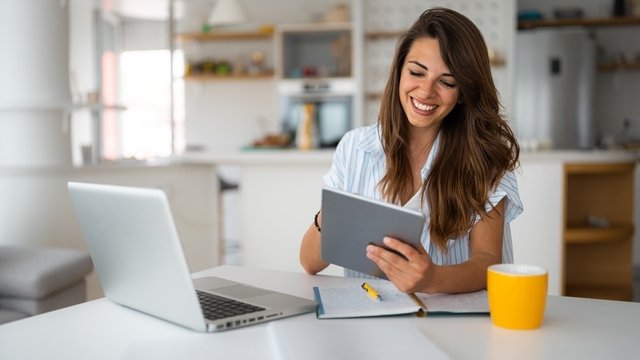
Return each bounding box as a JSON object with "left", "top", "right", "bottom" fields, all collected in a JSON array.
[{"left": 68, "top": 182, "right": 316, "bottom": 332}]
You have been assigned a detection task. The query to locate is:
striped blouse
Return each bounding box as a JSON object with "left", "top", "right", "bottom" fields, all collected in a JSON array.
[{"left": 323, "top": 124, "right": 524, "bottom": 279}]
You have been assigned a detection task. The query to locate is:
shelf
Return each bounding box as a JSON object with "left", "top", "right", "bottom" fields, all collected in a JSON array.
[
  {"left": 69, "top": 103, "right": 127, "bottom": 112},
  {"left": 565, "top": 162, "right": 635, "bottom": 174},
  {"left": 598, "top": 60, "right": 640, "bottom": 72},
  {"left": 278, "top": 22, "right": 352, "bottom": 33},
  {"left": 518, "top": 16, "right": 640, "bottom": 29},
  {"left": 564, "top": 284, "right": 633, "bottom": 301},
  {"left": 183, "top": 72, "right": 274, "bottom": 81},
  {"left": 175, "top": 30, "right": 274, "bottom": 42},
  {"left": 365, "top": 30, "right": 404, "bottom": 39},
  {"left": 564, "top": 224, "right": 634, "bottom": 244}
]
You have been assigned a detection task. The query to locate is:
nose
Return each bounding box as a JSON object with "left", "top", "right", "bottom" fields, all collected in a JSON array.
[{"left": 418, "top": 76, "right": 438, "bottom": 98}]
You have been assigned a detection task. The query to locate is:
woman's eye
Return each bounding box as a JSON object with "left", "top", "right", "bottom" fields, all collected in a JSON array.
[
  {"left": 409, "top": 70, "right": 423, "bottom": 77},
  {"left": 440, "top": 80, "right": 456, "bottom": 88}
]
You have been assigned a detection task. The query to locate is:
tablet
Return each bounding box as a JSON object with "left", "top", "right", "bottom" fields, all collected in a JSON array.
[{"left": 320, "top": 188, "right": 425, "bottom": 279}]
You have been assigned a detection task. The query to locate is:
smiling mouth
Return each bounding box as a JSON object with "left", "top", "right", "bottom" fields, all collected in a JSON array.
[{"left": 412, "top": 97, "right": 437, "bottom": 111}]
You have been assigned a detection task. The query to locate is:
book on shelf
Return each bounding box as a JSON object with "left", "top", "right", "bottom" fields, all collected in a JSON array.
[{"left": 313, "top": 280, "right": 489, "bottom": 319}]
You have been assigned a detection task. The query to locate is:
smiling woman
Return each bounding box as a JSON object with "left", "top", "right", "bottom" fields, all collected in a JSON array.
[{"left": 300, "top": 7, "right": 522, "bottom": 296}]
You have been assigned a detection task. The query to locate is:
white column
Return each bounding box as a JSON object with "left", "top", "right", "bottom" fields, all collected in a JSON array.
[{"left": 0, "top": 0, "right": 71, "bottom": 167}]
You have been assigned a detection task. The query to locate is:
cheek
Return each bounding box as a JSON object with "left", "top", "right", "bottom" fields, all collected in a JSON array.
[
  {"left": 398, "top": 77, "right": 410, "bottom": 93},
  {"left": 442, "top": 91, "right": 460, "bottom": 107}
]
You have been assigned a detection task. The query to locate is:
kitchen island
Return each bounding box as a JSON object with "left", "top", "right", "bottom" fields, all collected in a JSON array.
[{"left": 180, "top": 148, "right": 639, "bottom": 297}]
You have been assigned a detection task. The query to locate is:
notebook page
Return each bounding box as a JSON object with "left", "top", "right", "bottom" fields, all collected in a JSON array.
[{"left": 315, "top": 281, "right": 421, "bottom": 318}]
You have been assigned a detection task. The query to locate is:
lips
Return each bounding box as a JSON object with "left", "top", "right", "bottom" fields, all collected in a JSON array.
[{"left": 412, "top": 97, "right": 437, "bottom": 112}]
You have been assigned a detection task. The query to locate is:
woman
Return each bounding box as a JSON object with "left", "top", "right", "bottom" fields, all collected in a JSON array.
[{"left": 299, "top": 8, "right": 523, "bottom": 294}]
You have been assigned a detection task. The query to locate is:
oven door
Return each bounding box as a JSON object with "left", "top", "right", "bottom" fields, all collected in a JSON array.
[{"left": 282, "top": 94, "right": 352, "bottom": 148}]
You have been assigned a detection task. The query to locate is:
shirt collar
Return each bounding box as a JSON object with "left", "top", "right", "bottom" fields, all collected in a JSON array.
[
  {"left": 421, "top": 131, "right": 441, "bottom": 179},
  {"left": 354, "top": 124, "right": 442, "bottom": 176}
]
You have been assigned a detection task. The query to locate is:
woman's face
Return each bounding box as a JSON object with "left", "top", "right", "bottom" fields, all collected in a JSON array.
[{"left": 399, "top": 37, "right": 460, "bottom": 134}]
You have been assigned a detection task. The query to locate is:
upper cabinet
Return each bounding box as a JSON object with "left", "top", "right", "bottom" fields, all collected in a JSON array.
[{"left": 276, "top": 22, "right": 352, "bottom": 80}]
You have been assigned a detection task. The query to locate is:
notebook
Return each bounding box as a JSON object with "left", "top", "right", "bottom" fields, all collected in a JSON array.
[
  {"left": 321, "top": 188, "right": 425, "bottom": 279},
  {"left": 68, "top": 182, "right": 316, "bottom": 332},
  {"left": 312, "top": 280, "right": 489, "bottom": 319}
]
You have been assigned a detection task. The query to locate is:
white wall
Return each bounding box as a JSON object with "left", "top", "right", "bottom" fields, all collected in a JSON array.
[{"left": 178, "top": 0, "right": 356, "bottom": 153}]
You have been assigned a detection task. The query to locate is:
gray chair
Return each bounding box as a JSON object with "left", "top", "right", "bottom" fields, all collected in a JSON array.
[{"left": 0, "top": 245, "right": 93, "bottom": 324}]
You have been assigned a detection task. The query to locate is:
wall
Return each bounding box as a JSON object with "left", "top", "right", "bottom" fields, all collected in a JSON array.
[
  {"left": 517, "top": 0, "right": 640, "bottom": 144},
  {"left": 0, "top": 164, "right": 220, "bottom": 300},
  {"left": 177, "top": 0, "right": 352, "bottom": 153},
  {"left": 0, "top": 0, "right": 71, "bottom": 167}
]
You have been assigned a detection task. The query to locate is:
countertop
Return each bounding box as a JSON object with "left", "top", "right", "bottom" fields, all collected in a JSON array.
[
  {"left": 177, "top": 148, "right": 640, "bottom": 166},
  {"left": 4, "top": 149, "right": 635, "bottom": 175}
]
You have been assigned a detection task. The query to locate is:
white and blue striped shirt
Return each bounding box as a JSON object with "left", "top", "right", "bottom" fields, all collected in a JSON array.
[{"left": 323, "top": 124, "right": 524, "bottom": 279}]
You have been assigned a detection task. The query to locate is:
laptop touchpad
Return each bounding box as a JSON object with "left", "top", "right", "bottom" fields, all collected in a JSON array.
[{"left": 213, "top": 285, "right": 273, "bottom": 299}]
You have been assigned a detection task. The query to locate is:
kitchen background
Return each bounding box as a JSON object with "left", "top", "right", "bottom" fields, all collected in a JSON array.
[{"left": 1, "top": 0, "right": 639, "bottom": 301}]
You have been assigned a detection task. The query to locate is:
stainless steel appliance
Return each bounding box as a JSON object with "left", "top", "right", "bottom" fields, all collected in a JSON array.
[
  {"left": 278, "top": 79, "right": 354, "bottom": 148},
  {"left": 515, "top": 28, "right": 596, "bottom": 149}
]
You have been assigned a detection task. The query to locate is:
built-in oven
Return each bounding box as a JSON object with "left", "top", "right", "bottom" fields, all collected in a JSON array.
[{"left": 278, "top": 79, "right": 354, "bottom": 148}]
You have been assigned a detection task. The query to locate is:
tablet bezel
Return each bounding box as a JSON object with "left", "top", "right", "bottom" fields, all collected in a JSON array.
[{"left": 320, "top": 188, "right": 425, "bottom": 279}]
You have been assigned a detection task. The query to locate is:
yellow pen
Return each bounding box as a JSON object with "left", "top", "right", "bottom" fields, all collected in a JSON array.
[{"left": 361, "top": 282, "right": 381, "bottom": 301}]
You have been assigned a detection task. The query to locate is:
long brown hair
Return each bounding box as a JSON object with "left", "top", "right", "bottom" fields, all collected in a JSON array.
[{"left": 378, "top": 8, "right": 519, "bottom": 251}]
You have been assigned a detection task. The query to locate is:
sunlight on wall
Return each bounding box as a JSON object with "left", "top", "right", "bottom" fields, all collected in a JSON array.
[{"left": 116, "top": 49, "right": 184, "bottom": 160}]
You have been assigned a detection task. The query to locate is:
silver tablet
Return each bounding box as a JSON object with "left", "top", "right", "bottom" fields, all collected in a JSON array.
[{"left": 320, "top": 188, "right": 425, "bottom": 279}]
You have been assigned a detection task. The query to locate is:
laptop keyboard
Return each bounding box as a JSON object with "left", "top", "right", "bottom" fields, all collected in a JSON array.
[{"left": 196, "top": 290, "right": 265, "bottom": 321}]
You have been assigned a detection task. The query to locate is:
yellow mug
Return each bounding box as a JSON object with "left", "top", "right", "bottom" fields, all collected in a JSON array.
[{"left": 487, "top": 264, "right": 548, "bottom": 330}]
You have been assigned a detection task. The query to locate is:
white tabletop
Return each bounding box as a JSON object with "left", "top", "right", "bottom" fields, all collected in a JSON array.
[{"left": 1, "top": 265, "right": 639, "bottom": 359}]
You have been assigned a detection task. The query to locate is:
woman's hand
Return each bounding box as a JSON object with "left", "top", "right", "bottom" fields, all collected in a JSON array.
[
  {"left": 367, "top": 199, "right": 506, "bottom": 294},
  {"left": 366, "top": 237, "right": 437, "bottom": 293}
]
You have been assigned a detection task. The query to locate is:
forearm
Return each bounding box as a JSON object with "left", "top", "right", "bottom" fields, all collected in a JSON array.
[
  {"left": 299, "top": 223, "right": 329, "bottom": 274},
  {"left": 421, "top": 251, "right": 500, "bottom": 294}
]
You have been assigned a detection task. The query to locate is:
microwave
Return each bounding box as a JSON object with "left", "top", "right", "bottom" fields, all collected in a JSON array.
[{"left": 279, "top": 80, "right": 354, "bottom": 148}]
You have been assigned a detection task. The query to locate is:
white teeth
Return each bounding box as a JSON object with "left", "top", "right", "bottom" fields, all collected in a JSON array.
[{"left": 412, "top": 98, "right": 436, "bottom": 111}]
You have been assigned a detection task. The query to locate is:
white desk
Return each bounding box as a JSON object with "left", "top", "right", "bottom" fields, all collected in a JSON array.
[{"left": 1, "top": 265, "right": 639, "bottom": 359}]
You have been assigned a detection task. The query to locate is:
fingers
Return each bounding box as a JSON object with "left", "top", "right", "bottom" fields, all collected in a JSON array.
[
  {"left": 367, "top": 237, "right": 432, "bottom": 293},
  {"left": 383, "top": 236, "right": 425, "bottom": 260},
  {"left": 366, "top": 237, "right": 415, "bottom": 274}
]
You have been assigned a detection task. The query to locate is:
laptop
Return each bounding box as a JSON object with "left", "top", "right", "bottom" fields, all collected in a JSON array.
[
  {"left": 68, "top": 182, "right": 316, "bottom": 332},
  {"left": 321, "top": 188, "right": 425, "bottom": 279}
]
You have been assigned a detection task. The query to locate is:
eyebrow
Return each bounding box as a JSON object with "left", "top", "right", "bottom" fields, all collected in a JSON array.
[{"left": 408, "top": 60, "right": 454, "bottom": 77}]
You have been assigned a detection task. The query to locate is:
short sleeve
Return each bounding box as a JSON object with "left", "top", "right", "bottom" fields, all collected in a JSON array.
[{"left": 481, "top": 170, "right": 523, "bottom": 224}]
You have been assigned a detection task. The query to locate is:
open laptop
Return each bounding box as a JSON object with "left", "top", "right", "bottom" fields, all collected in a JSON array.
[{"left": 68, "top": 182, "right": 316, "bottom": 332}]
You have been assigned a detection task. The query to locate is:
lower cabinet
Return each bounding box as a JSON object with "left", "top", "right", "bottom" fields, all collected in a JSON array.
[{"left": 563, "top": 163, "right": 635, "bottom": 301}]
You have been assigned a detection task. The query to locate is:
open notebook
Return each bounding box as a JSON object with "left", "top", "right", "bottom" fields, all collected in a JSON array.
[{"left": 313, "top": 280, "right": 488, "bottom": 319}]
